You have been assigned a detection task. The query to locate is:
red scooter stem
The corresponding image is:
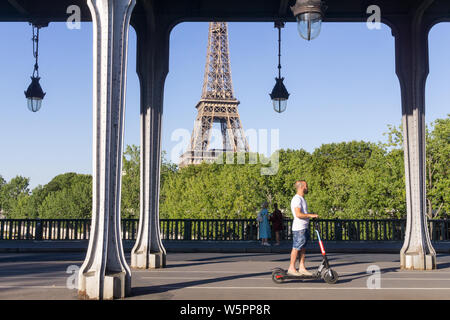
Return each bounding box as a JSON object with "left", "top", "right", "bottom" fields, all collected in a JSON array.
[
  {"left": 318, "top": 239, "right": 326, "bottom": 255},
  {"left": 314, "top": 222, "right": 326, "bottom": 256}
]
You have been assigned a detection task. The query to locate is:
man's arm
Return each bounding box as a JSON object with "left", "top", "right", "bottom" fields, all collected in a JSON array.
[{"left": 294, "top": 207, "right": 318, "bottom": 219}]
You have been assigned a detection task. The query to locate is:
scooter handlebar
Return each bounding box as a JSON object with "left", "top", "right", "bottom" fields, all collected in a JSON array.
[{"left": 313, "top": 220, "right": 321, "bottom": 232}]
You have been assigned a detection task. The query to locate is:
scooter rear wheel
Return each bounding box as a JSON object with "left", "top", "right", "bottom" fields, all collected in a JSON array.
[
  {"left": 322, "top": 269, "right": 339, "bottom": 284},
  {"left": 272, "top": 271, "right": 285, "bottom": 284}
]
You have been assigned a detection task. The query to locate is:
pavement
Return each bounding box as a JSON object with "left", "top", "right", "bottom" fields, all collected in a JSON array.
[
  {"left": 1, "top": 240, "right": 449, "bottom": 253},
  {"left": 1, "top": 252, "right": 450, "bottom": 300}
]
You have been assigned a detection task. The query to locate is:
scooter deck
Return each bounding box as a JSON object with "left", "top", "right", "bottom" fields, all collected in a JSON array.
[
  {"left": 273, "top": 268, "right": 321, "bottom": 280},
  {"left": 282, "top": 273, "right": 320, "bottom": 280}
]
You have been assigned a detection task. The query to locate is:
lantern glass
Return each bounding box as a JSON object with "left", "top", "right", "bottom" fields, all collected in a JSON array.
[
  {"left": 297, "top": 12, "right": 322, "bottom": 40},
  {"left": 272, "top": 98, "right": 287, "bottom": 113},
  {"left": 27, "top": 98, "right": 42, "bottom": 113}
]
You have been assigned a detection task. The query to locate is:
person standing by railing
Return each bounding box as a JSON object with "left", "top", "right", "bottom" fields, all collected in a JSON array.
[
  {"left": 269, "top": 203, "right": 284, "bottom": 246},
  {"left": 257, "top": 202, "right": 271, "bottom": 246}
]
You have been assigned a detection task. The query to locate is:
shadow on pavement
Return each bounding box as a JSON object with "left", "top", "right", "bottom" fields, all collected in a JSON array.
[
  {"left": 185, "top": 253, "right": 277, "bottom": 262},
  {"left": 131, "top": 271, "right": 272, "bottom": 297}
]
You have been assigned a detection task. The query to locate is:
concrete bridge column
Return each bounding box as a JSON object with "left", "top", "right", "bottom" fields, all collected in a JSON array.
[
  {"left": 78, "top": 0, "right": 136, "bottom": 299},
  {"left": 391, "top": 0, "right": 436, "bottom": 270},
  {"left": 131, "top": 7, "right": 170, "bottom": 269}
]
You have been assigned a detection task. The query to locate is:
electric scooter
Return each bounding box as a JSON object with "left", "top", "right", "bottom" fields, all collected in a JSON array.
[{"left": 271, "top": 221, "right": 339, "bottom": 284}]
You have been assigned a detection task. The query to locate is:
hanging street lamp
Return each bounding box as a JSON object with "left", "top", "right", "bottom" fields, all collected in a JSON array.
[
  {"left": 291, "top": 0, "right": 325, "bottom": 41},
  {"left": 24, "top": 23, "right": 46, "bottom": 112},
  {"left": 270, "top": 21, "right": 290, "bottom": 113}
]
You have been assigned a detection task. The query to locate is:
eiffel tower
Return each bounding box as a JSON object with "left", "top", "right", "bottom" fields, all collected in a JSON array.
[{"left": 179, "top": 22, "right": 250, "bottom": 167}]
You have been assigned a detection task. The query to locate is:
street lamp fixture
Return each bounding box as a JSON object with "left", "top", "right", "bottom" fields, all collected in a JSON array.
[
  {"left": 24, "top": 23, "right": 46, "bottom": 112},
  {"left": 270, "top": 21, "right": 289, "bottom": 113},
  {"left": 25, "top": 76, "right": 45, "bottom": 112},
  {"left": 291, "top": 0, "right": 325, "bottom": 41}
]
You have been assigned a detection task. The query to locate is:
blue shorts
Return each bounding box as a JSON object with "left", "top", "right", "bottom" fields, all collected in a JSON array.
[{"left": 292, "top": 229, "right": 310, "bottom": 250}]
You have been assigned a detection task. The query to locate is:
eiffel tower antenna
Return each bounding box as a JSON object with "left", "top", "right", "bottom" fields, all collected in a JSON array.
[{"left": 180, "top": 22, "right": 250, "bottom": 167}]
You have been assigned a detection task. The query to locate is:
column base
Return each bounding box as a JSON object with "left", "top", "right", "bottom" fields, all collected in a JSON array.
[
  {"left": 400, "top": 252, "right": 437, "bottom": 270},
  {"left": 131, "top": 251, "right": 166, "bottom": 269},
  {"left": 78, "top": 271, "right": 130, "bottom": 300}
]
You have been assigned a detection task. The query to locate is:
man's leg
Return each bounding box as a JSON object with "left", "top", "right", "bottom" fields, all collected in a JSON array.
[
  {"left": 298, "top": 230, "right": 312, "bottom": 275},
  {"left": 288, "top": 248, "right": 298, "bottom": 273},
  {"left": 298, "top": 248, "right": 306, "bottom": 271}
]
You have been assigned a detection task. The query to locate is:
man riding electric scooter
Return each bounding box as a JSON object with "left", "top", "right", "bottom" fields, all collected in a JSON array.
[
  {"left": 272, "top": 179, "right": 338, "bottom": 284},
  {"left": 288, "top": 180, "right": 317, "bottom": 276}
]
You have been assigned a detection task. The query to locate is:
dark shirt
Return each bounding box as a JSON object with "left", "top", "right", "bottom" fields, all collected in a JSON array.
[{"left": 270, "top": 209, "right": 284, "bottom": 231}]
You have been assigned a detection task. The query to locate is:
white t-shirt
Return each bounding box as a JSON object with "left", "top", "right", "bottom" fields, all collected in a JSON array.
[{"left": 291, "top": 194, "right": 309, "bottom": 231}]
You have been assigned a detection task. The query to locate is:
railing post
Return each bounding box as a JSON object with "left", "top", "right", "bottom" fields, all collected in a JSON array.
[
  {"left": 73, "top": 220, "right": 77, "bottom": 240},
  {"left": 365, "top": 220, "right": 369, "bottom": 240},
  {"left": 65, "top": 221, "right": 70, "bottom": 240},
  {"left": 26, "top": 220, "right": 31, "bottom": 240},
  {"left": 184, "top": 219, "right": 192, "bottom": 240},
  {"left": 441, "top": 220, "right": 446, "bottom": 241},
  {"left": 335, "top": 220, "right": 342, "bottom": 241},
  {"left": 0, "top": 220, "right": 4, "bottom": 240},
  {"left": 35, "top": 219, "right": 43, "bottom": 241},
  {"left": 165, "top": 220, "right": 170, "bottom": 240},
  {"left": 48, "top": 221, "right": 53, "bottom": 240},
  {"left": 17, "top": 220, "right": 22, "bottom": 240}
]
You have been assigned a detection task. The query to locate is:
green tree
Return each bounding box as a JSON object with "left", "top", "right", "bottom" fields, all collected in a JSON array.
[
  {"left": 426, "top": 116, "right": 450, "bottom": 218},
  {"left": 8, "top": 193, "right": 38, "bottom": 218},
  {"left": 121, "top": 145, "right": 179, "bottom": 218},
  {"left": 380, "top": 115, "right": 449, "bottom": 218},
  {"left": 0, "top": 175, "right": 5, "bottom": 213},
  {"left": 1, "top": 176, "right": 31, "bottom": 217},
  {"left": 121, "top": 145, "right": 140, "bottom": 218},
  {"left": 1, "top": 115, "right": 447, "bottom": 220},
  {"left": 38, "top": 174, "right": 92, "bottom": 219},
  {"left": 307, "top": 141, "right": 384, "bottom": 218},
  {"left": 160, "top": 153, "right": 268, "bottom": 219}
]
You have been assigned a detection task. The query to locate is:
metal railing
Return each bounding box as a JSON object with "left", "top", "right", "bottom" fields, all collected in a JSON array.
[{"left": 0, "top": 218, "right": 449, "bottom": 241}]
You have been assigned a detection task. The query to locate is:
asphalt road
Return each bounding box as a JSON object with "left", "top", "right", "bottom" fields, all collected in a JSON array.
[{"left": 0, "top": 252, "right": 449, "bottom": 300}]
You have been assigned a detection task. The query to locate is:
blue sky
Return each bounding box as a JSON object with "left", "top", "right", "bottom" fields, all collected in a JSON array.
[{"left": 0, "top": 21, "right": 449, "bottom": 188}]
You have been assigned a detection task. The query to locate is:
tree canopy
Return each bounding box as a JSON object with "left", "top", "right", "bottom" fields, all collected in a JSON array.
[{"left": 0, "top": 115, "right": 448, "bottom": 220}]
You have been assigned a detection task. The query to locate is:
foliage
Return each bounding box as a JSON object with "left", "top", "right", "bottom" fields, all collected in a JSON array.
[
  {"left": 425, "top": 116, "right": 450, "bottom": 218},
  {"left": 0, "top": 173, "right": 92, "bottom": 219},
  {"left": 121, "top": 145, "right": 140, "bottom": 218},
  {"left": 160, "top": 154, "right": 268, "bottom": 219},
  {"left": 0, "top": 176, "right": 31, "bottom": 217},
  {"left": 0, "top": 115, "right": 448, "bottom": 219},
  {"left": 120, "top": 146, "right": 179, "bottom": 218},
  {"left": 378, "top": 115, "right": 450, "bottom": 218},
  {"left": 37, "top": 174, "right": 92, "bottom": 219}
]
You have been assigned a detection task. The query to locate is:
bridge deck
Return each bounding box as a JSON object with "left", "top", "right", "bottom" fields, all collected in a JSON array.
[{"left": 0, "top": 252, "right": 449, "bottom": 300}]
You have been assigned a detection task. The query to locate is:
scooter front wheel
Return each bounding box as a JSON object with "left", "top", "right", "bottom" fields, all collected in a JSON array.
[{"left": 322, "top": 269, "right": 339, "bottom": 284}]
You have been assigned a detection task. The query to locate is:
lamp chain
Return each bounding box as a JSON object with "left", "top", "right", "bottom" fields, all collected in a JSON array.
[
  {"left": 275, "top": 21, "right": 285, "bottom": 79},
  {"left": 278, "top": 24, "right": 281, "bottom": 79},
  {"left": 31, "top": 24, "right": 40, "bottom": 78}
]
